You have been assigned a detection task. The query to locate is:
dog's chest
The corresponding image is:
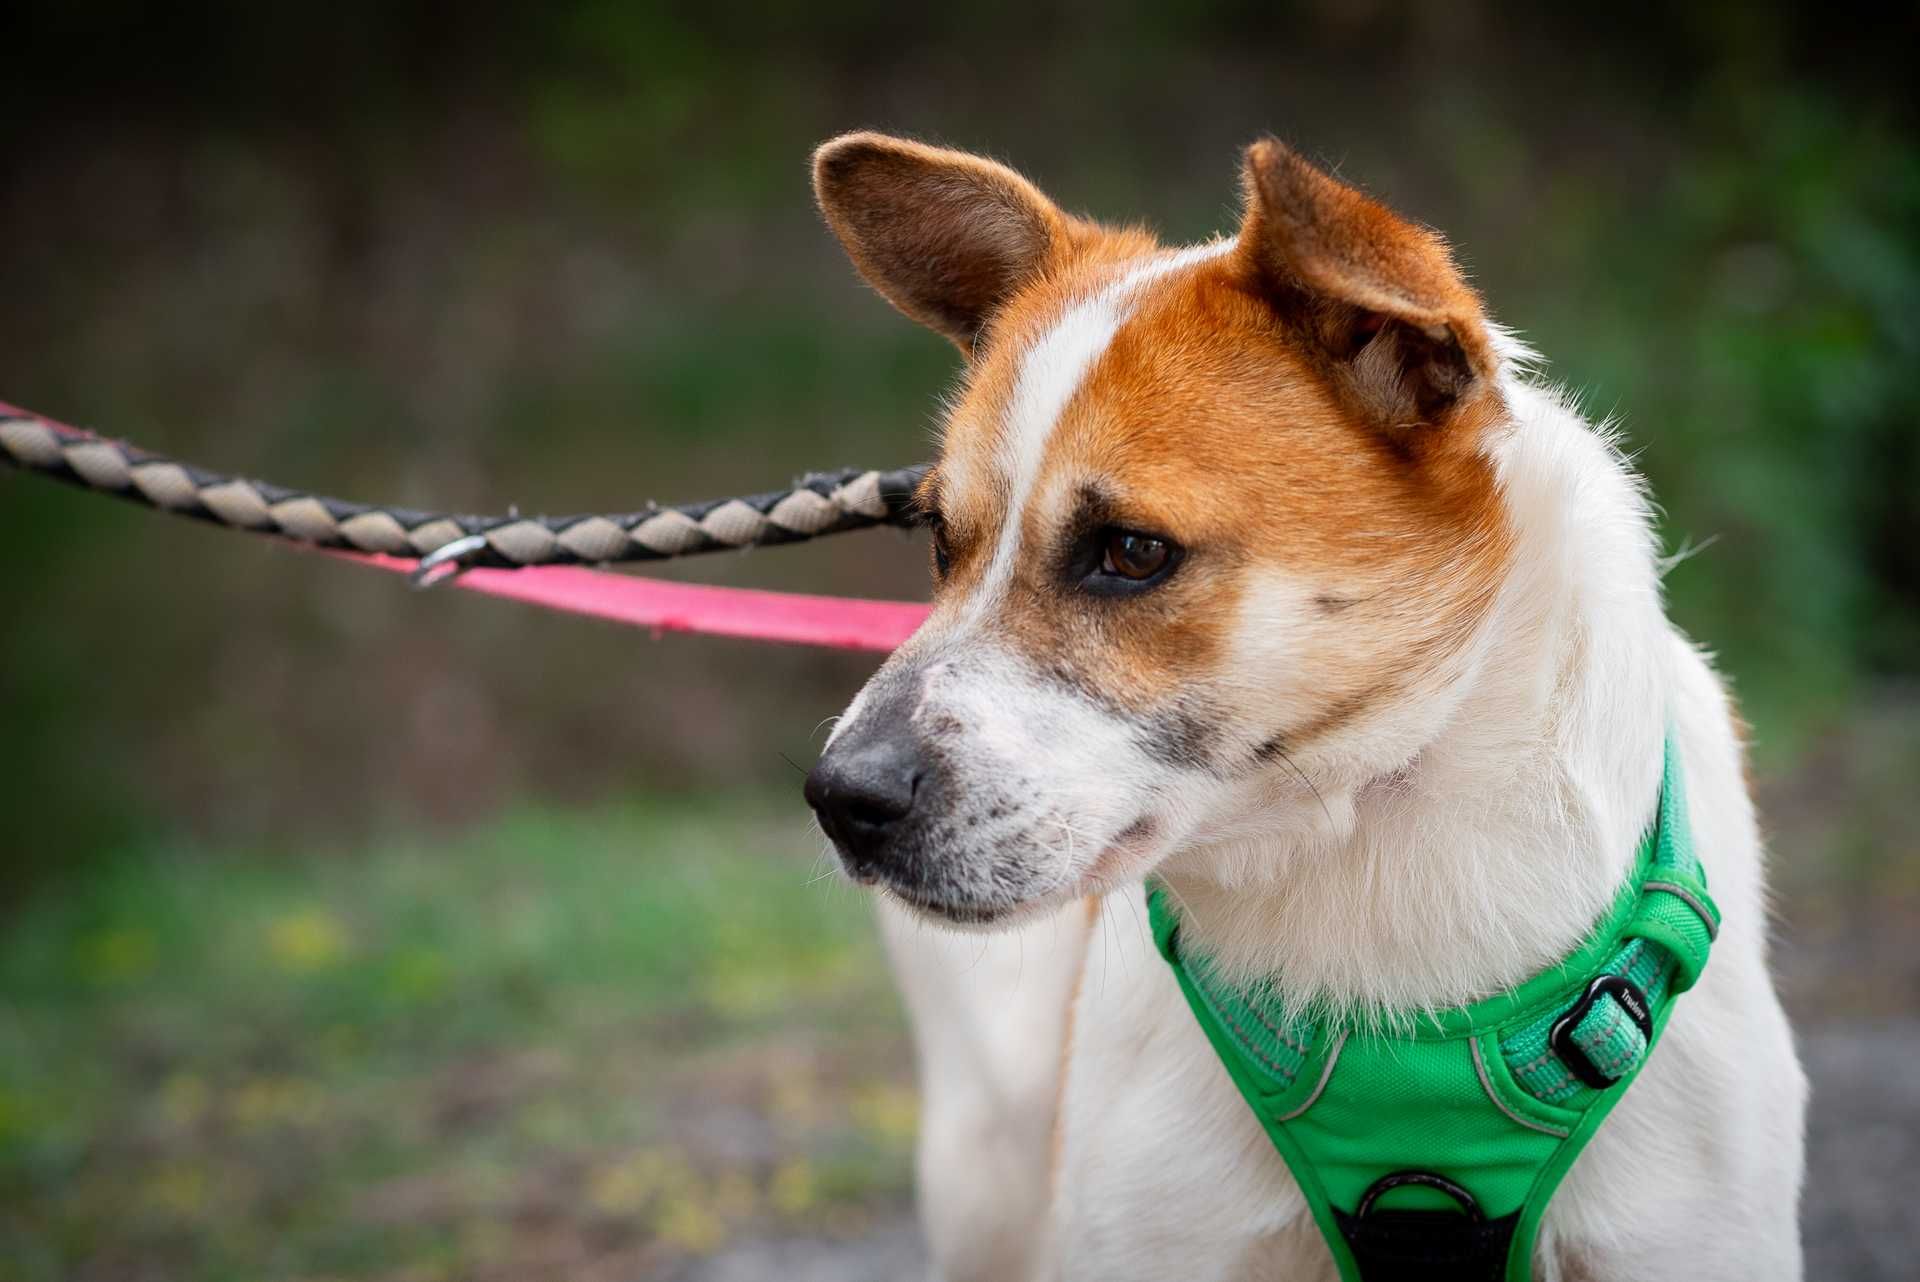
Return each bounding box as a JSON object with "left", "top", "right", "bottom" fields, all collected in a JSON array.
[{"left": 1049, "top": 887, "right": 1337, "bottom": 1280}]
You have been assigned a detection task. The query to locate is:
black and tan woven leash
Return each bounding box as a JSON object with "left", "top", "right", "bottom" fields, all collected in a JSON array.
[{"left": 0, "top": 406, "right": 929, "bottom": 585}]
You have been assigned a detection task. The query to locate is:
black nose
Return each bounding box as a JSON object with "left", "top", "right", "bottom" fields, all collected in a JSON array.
[{"left": 805, "top": 732, "right": 923, "bottom": 877}]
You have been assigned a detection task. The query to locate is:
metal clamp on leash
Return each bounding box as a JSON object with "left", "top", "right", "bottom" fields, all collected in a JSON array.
[{"left": 408, "top": 534, "right": 491, "bottom": 590}]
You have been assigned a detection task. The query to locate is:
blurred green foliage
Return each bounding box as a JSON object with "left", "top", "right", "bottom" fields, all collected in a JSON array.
[
  {"left": 0, "top": 17, "right": 1912, "bottom": 871},
  {"left": 0, "top": 799, "right": 910, "bottom": 1280},
  {"left": 0, "top": 5, "right": 1914, "bottom": 1276},
  {"left": 0, "top": 4, "right": 1912, "bottom": 914},
  {"left": 1525, "top": 97, "right": 1920, "bottom": 734}
]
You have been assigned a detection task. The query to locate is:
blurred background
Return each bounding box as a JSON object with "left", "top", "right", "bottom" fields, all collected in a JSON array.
[{"left": 1, "top": 3, "right": 1914, "bottom": 1279}]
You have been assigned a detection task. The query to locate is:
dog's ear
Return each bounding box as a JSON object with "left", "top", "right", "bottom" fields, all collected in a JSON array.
[
  {"left": 813, "top": 132, "right": 1073, "bottom": 355},
  {"left": 1237, "top": 139, "right": 1498, "bottom": 430}
]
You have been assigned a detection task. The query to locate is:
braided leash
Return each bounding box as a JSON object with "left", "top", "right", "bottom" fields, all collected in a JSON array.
[{"left": 0, "top": 406, "right": 930, "bottom": 572}]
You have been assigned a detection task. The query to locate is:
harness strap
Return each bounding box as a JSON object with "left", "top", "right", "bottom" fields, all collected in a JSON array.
[
  {"left": 1148, "top": 736, "right": 1718, "bottom": 1281},
  {"left": 1499, "top": 742, "right": 1716, "bottom": 1106}
]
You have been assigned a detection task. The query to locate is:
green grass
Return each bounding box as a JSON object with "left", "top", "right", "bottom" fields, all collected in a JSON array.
[{"left": 0, "top": 798, "right": 916, "bottom": 1282}]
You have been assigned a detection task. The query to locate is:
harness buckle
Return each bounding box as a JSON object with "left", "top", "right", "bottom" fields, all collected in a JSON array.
[{"left": 1549, "top": 973, "right": 1654, "bottom": 1090}]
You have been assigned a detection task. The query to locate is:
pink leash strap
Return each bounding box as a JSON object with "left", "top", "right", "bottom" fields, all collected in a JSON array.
[{"left": 330, "top": 550, "right": 930, "bottom": 653}]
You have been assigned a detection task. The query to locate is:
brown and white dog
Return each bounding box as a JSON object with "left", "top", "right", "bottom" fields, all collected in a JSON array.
[{"left": 802, "top": 132, "right": 1806, "bottom": 1281}]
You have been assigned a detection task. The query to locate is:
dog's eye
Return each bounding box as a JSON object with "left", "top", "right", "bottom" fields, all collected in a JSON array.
[
  {"left": 929, "top": 518, "right": 953, "bottom": 579},
  {"left": 1100, "top": 530, "right": 1173, "bottom": 581}
]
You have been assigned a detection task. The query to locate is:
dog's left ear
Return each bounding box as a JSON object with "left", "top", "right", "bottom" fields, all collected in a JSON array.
[{"left": 1238, "top": 139, "right": 1499, "bottom": 430}]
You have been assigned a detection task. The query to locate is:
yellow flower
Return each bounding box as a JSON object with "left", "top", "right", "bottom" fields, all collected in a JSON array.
[
  {"left": 588, "top": 1147, "right": 686, "bottom": 1216},
  {"left": 849, "top": 1081, "right": 918, "bottom": 1146},
  {"left": 266, "top": 909, "right": 350, "bottom": 971},
  {"left": 769, "top": 1159, "right": 818, "bottom": 1217},
  {"left": 653, "top": 1191, "right": 727, "bottom": 1254}
]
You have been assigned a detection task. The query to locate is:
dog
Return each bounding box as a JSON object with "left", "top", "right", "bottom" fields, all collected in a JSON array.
[{"left": 802, "top": 131, "right": 1806, "bottom": 1281}]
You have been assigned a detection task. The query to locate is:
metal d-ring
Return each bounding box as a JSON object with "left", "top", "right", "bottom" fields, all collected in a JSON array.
[{"left": 408, "top": 533, "right": 491, "bottom": 590}]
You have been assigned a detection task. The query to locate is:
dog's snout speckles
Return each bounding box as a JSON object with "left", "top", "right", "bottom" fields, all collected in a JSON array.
[{"left": 809, "top": 641, "right": 1172, "bottom": 927}]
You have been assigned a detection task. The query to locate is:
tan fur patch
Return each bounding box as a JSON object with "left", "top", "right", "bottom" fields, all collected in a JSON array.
[{"left": 935, "top": 244, "right": 1511, "bottom": 750}]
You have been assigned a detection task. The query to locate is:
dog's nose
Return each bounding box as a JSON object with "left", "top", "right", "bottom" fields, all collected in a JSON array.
[{"left": 805, "top": 733, "right": 923, "bottom": 877}]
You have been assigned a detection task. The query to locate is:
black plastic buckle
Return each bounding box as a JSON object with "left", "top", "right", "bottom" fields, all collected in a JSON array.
[{"left": 1549, "top": 973, "right": 1654, "bottom": 1090}]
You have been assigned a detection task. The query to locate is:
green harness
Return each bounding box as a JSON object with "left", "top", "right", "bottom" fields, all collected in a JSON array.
[{"left": 1146, "top": 741, "right": 1718, "bottom": 1281}]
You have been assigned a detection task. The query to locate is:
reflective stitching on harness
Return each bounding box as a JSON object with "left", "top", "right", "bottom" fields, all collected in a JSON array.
[
  {"left": 1514, "top": 1048, "right": 1559, "bottom": 1075},
  {"left": 1590, "top": 1029, "right": 1645, "bottom": 1076},
  {"left": 1535, "top": 1071, "right": 1581, "bottom": 1104},
  {"left": 1245, "top": 996, "right": 1311, "bottom": 1059},
  {"left": 1643, "top": 880, "right": 1720, "bottom": 940},
  {"left": 1196, "top": 989, "right": 1300, "bottom": 1084},
  {"left": 1470, "top": 1038, "right": 1570, "bottom": 1138},
  {"left": 1277, "top": 1031, "right": 1348, "bottom": 1122},
  {"left": 1515, "top": 1047, "right": 1579, "bottom": 1096}
]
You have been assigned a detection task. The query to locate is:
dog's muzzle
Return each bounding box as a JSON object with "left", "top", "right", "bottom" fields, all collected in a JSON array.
[
  {"left": 804, "top": 717, "right": 927, "bottom": 884},
  {"left": 804, "top": 654, "right": 1077, "bottom": 926}
]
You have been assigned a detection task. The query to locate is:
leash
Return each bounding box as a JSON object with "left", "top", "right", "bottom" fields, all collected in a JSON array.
[{"left": 1, "top": 402, "right": 934, "bottom": 651}]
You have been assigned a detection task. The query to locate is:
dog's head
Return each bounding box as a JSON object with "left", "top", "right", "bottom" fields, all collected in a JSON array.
[{"left": 805, "top": 133, "right": 1515, "bottom": 928}]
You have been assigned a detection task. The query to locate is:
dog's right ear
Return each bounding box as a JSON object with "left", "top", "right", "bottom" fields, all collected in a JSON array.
[{"left": 812, "top": 132, "right": 1072, "bottom": 356}]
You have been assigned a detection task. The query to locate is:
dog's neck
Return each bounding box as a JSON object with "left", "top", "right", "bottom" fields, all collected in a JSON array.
[{"left": 1156, "top": 375, "right": 1673, "bottom": 1019}]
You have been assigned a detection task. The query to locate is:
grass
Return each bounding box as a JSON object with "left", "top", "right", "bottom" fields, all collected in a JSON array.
[{"left": 0, "top": 797, "right": 917, "bottom": 1282}]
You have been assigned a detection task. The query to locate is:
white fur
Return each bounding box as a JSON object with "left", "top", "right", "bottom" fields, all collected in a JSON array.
[{"left": 862, "top": 271, "right": 1806, "bottom": 1279}]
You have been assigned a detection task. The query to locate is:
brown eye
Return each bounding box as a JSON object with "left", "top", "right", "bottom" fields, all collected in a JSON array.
[{"left": 1101, "top": 530, "right": 1171, "bottom": 580}]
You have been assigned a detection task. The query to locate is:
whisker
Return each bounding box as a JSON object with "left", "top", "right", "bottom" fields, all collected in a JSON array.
[
  {"left": 1157, "top": 877, "right": 1210, "bottom": 935},
  {"left": 1269, "top": 740, "right": 1334, "bottom": 829},
  {"left": 1116, "top": 884, "right": 1148, "bottom": 979}
]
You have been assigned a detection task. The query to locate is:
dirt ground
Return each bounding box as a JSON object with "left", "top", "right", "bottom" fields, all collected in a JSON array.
[{"left": 1797, "top": 1019, "right": 1920, "bottom": 1280}]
